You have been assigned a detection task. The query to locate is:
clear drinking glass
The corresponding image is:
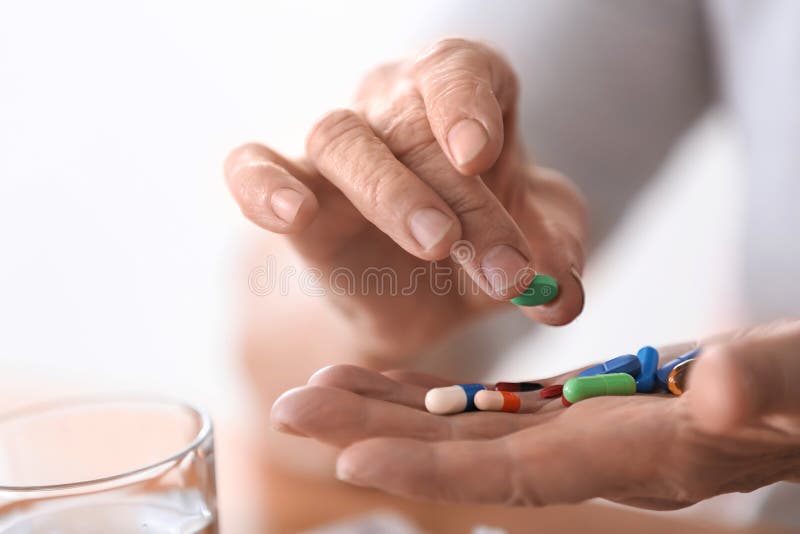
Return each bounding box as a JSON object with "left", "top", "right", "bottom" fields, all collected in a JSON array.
[{"left": 0, "top": 397, "right": 217, "bottom": 533}]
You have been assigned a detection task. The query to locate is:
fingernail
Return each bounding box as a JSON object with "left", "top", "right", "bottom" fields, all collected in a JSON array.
[
  {"left": 447, "top": 118, "right": 488, "bottom": 167},
  {"left": 571, "top": 266, "right": 586, "bottom": 314},
  {"left": 480, "top": 244, "right": 531, "bottom": 296},
  {"left": 270, "top": 188, "right": 304, "bottom": 224},
  {"left": 410, "top": 208, "right": 454, "bottom": 250},
  {"left": 335, "top": 458, "right": 356, "bottom": 483}
]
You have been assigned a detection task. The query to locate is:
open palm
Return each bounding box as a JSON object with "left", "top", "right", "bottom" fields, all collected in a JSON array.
[{"left": 271, "top": 339, "right": 800, "bottom": 510}]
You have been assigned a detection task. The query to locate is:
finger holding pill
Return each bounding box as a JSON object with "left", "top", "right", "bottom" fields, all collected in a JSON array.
[{"left": 510, "top": 274, "right": 560, "bottom": 307}]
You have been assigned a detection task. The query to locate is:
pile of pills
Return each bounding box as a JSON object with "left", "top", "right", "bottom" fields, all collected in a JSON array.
[{"left": 424, "top": 346, "right": 701, "bottom": 415}]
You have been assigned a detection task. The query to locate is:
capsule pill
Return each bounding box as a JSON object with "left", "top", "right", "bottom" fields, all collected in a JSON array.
[
  {"left": 562, "top": 373, "right": 636, "bottom": 406},
  {"left": 656, "top": 347, "right": 701, "bottom": 390},
  {"left": 510, "top": 274, "right": 559, "bottom": 306},
  {"left": 635, "top": 346, "right": 659, "bottom": 393},
  {"left": 474, "top": 390, "right": 521, "bottom": 412},
  {"left": 539, "top": 384, "right": 564, "bottom": 399},
  {"left": 494, "top": 382, "right": 543, "bottom": 392},
  {"left": 578, "top": 354, "right": 641, "bottom": 378},
  {"left": 667, "top": 358, "right": 695, "bottom": 396},
  {"left": 425, "top": 384, "right": 485, "bottom": 415}
]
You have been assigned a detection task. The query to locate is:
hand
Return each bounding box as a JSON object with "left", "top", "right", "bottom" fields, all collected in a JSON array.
[
  {"left": 270, "top": 320, "right": 800, "bottom": 509},
  {"left": 225, "top": 39, "right": 586, "bottom": 358}
]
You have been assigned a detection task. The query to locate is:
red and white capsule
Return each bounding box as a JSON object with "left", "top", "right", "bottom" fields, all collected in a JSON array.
[{"left": 474, "top": 390, "right": 522, "bottom": 413}]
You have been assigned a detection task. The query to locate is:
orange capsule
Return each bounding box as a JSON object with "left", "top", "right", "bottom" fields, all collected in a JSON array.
[
  {"left": 474, "top": 390, "right": 521, "bottom": 413},
  {"left": 667, "top": 359, "right": 695, "bottom": 396}
]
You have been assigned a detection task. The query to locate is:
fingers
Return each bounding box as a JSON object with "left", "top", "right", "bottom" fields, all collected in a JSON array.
[
  {"left": 224, "top": 143, "right": 319, "bottom": 233},
  {"left": 505, "top": 166, "right": 586, "bottom": 324},
  {"left": 271, "top": 383, "right": 554, "bottom": 446},
  {"left": 688, "top": 320, "right": 800, "bottom": 433},
  {"left": 514, "top": 234, "right": 584, "bottom": 326},
  {"left": 411, "top": 38, "right": 518, "bottom": 175},
  {"left": 335, "top": 427, "right": 616, "bottom": 506},
  {"left": 335, "top": 393, "right": 675, "bottom": 507},
  {"left": 271, "top": 386, "right": 448, "bottom": 446},
  {"left": 306, "top": 109, "right": 462, "bottom": 261},
  {"left": 308, "top": 364, "right": 429, "bottom": 409},
  {"left": 337, "top": 438, "right": 520, "bottom": 504},
  {"left": 365, "top": 88, "right": 535, "bottom": 300},
  {"left": 381, "top": 369, "right": 454, "bottom": 389}
]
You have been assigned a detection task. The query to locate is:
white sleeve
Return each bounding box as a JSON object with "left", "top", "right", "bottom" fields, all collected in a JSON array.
[{"left": 518, "top": 0, "right": 714, "bottom": 245}]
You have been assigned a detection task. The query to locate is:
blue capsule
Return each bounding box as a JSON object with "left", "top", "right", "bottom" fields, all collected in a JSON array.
[
  {"left": 634, "top": 346, "right": 659, "bottom": 393},
  {"left": 656, "top": 347, "right": 701, "bottom": 390},
  {"left": 578, "top": 354, "right": 641, "bottom": 378},
  {"left": 459, "top": 383, "right": 485, "bottom": 411}
]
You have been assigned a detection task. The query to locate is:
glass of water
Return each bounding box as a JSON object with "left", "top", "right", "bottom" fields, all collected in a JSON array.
[{"left": 0, "top": 397, "right": 217, "bottom": 533}]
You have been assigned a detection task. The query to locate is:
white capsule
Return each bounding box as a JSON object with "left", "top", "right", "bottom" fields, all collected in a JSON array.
[
  {"left": 424, "top": 384, "right": 484, "bottom": 415},
  {"left": 474, "top": 390, "right": 504, "bottom": 411}
]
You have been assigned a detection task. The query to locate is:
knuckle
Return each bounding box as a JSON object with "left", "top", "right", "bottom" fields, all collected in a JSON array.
[
  {"left": 416, "top": 38, "right": 478, "bottom": 67},
  {"left": 224, "top": 142, "right": 272, "bottom": 177},
  {"left": 413, "top": 38, "right": 519, "bottom": 114},
  {"left": 305, "top": 109, "right": 413, "bottom": 213},
  {"left": 415, "top": 42, "right": 485, "bottom": 88},
  {"left": 373, "top": 95, "right": 437, "bottom": 159},
  {"left": 354, "top": 158, "right": 406, "bottom": 209},
  {"left": 305, "top": 108, "right": 363, "bottom": 160},
  {"left": 445, "top": 183, "right": 493, "bottom": 217},
  {"left": 428, "top": 75, "right": 490, "bottom": 109}
]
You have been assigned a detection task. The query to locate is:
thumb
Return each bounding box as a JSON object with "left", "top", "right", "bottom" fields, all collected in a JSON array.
[{"left": 688, "top": 320, "right": 800, "bottom": 433}]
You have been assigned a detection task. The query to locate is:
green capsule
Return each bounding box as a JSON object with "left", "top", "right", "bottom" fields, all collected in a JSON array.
[
  {"left": 562, "top": 373, "right": 636, "bottom": 405},
  {"left": 511, "top": 274, "right": 559, "bottom": 306}
]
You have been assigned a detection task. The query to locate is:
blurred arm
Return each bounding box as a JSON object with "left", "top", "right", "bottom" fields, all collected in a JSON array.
[{"left": 512, "top": 0, "right": 715, "bottom": 246}]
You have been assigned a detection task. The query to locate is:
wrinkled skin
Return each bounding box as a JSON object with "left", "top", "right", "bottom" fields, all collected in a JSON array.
[
  {"left": 272, "top": 323, "right": 800, "bottom": 509},
  {"left": 225, "top": 39, "right": 585, "bottom": 359}
]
